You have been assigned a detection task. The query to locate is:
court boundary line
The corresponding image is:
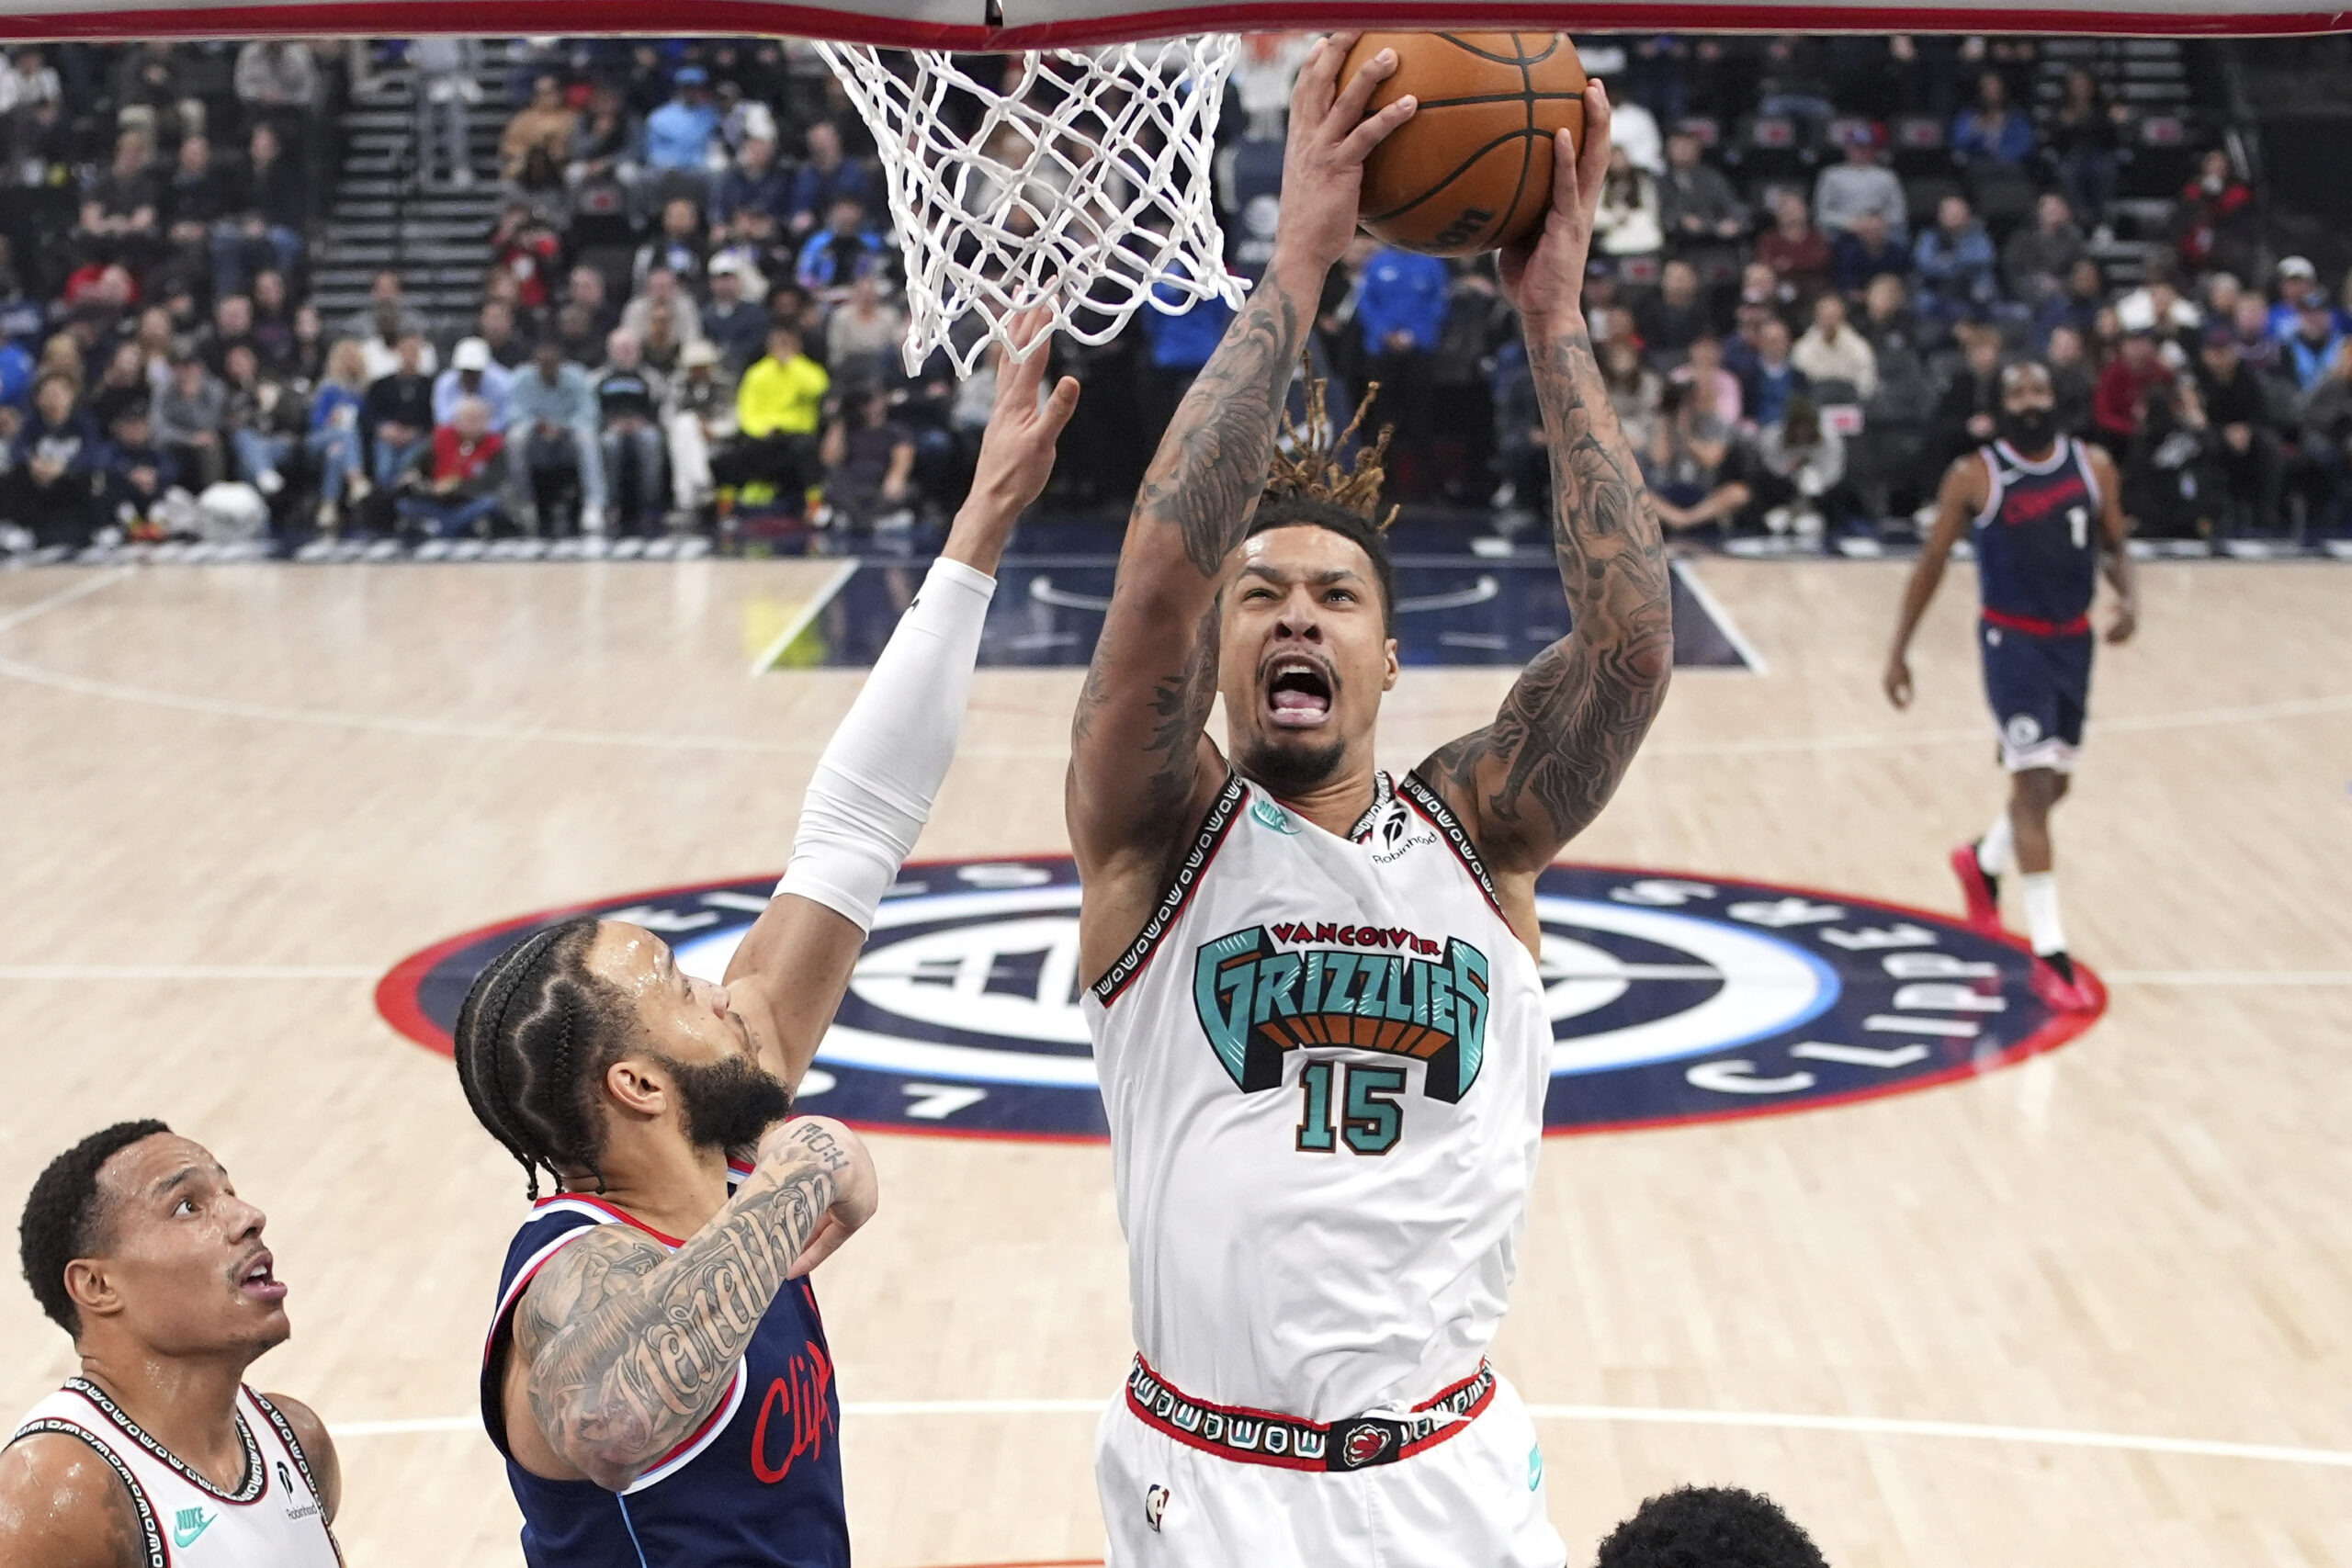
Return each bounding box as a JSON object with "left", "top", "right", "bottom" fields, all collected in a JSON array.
[
  {"left": 750, "top": 560, "right": 859, "bottom": 675},
  {"left": 1670, "top": 558, "right": 1770, "bottom": 676},
  {"left": 0, "top": 566, "right": 134, "bottom": 633},
  {"left": 5, "top": 566, "right": 2349, "bottom": 758},
  {"left": 329, "top": 1399, "right": 2352, "bottom": 1469}
]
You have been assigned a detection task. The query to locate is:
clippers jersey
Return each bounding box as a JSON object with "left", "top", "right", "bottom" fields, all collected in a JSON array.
[
  {"left": 9, "top": 1380, "right": 341, "bottom": 1567},
  {"left": 480, "top": 1177, "right": 846, "bottom": 1568},
  {"left": 1973, "top": 437, "right": 2103, "bottom": 633},
  {"left": 1085, "top": 771, "right": 1550, "bottom": 1422}
]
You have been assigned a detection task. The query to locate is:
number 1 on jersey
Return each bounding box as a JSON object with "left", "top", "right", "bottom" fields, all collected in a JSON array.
[{"left": 1295, "top": 1061, "right": 1404, "bottom": 1156}]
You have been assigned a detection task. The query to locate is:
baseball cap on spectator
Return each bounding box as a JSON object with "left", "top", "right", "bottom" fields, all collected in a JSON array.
[
  {"left": 452, "top": 337, "right": 492, "bottom": 371},
  {"left": 1838, "top": 120, "right": 1884, "bottom": 149},
  {"left": 2200, "top": 321, "right": 2237, "bottom": 349},
  {"left": 682, "top": 340, "right": 721, "bottom": 368},
  {"left": 675, "top": 66, "right": 708, "bottom": 87},
  {"left": 2278, "top": 256, "right": 2317, "bottom": 282},
  {"left": 709, "top": 254, "right": 745, "bottom": 278}
]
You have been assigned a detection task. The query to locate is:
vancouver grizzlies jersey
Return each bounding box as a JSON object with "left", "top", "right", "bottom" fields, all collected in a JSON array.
[
  {"left": 1973, "top": 437, "right": 2102, "bottom": 633},
  {"left": 1085, "top": 771, "right": 1549, "bottom": 1422},
  {"left": 10, "top": 1380, "right": 341, "bottom": 1567},
  {"left": 480, "top": 1175, "right": 846, "bottom": 1568}
]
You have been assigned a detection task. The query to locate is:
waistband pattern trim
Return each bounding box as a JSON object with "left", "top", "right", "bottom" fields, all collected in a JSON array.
[{"left": 1124, "top": 1355, "right": 1495, "bottom": 1472}]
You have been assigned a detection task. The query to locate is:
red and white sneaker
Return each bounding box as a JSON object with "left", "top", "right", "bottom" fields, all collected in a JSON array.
[
  {"left": 2030, "top": 952, "right": 2097, "bottom": 1013},
  {"left": 1950, "top": 842, "right": 2001, "bottom": 932}
]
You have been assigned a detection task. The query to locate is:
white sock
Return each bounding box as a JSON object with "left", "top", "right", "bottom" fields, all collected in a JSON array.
[
  {"left": 1979, "top": 811, "right": 2014, "bottom": 877},
  {"left": 2019, "top": 872, "right": 2064, "bottom": 956}
]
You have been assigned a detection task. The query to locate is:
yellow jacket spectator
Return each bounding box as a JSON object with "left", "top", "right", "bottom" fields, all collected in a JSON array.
[
  {"left": 711, "top": 324, "right": 831, "bottom": 520},
  {"left": 737, "top": 326, "right": 829, "bottom": 438}
]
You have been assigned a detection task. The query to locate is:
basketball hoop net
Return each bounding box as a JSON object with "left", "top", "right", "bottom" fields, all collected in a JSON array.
[{"left": 815, "top": 37, "right": 1248, "bottom": 376}]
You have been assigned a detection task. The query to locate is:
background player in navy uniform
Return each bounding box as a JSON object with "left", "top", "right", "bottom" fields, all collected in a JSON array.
[
  {"left": 452, "top": 315, "right": 1079, "bottom": 1565},
  {"left": 4, "top": 1121, "right": 342, "bottom": 1567},
  {"left": 1883, "top": 361, "right": 2138, "bottom": 1010}
]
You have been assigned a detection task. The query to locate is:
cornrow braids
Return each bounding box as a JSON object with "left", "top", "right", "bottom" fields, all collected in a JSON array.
[
  {"left": 1263, "top": 367, "right": 1400, "bottom": 533},
  {"left": 452, "top": 918, "right": 642, "bottom": 1199}
]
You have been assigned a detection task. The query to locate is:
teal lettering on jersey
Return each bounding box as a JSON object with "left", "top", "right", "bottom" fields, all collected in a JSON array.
[{"left": 1193, "top": 926, "right": 1489, "bottom": 1101}]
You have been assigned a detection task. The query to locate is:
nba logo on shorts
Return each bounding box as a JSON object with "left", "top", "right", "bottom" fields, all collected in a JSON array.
[{"left": 1144, "top": 1483, "right": 1170, "bottom": 1531}]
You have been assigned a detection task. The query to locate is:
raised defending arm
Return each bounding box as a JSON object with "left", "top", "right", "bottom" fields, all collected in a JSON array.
[
  {"left": 1420, "top": 85, "right": 1674, "bottom": 885},
  {"left": 1066, "top": 35, "right": 1415, "bottom": 883},
  {"left": 512, "top": 1117, "right": 874, "bottom": 1492},
  {"left": 720, "top": 314, "right": 1078, "bottom": 1086}
]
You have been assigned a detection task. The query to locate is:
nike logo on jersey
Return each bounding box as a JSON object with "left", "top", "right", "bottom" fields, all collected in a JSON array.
[
  {"left": 1192, "top": 926, "right": 1491, "bottom": 1101},
  {"left": 173, "top": 1506, "right": 216, "bottom": 1548}
]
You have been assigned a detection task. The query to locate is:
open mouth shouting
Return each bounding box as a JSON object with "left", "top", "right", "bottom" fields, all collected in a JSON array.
[
  {"left": 235, "top": 1248, "right": 288, "bottom": 1304},
  {"left": 1263, "top": 654, "right": 1335, "bottom": 729}
]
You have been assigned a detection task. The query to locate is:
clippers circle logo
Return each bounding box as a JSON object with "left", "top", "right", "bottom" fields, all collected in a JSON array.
[{"left": 379, "top": 858, "right": 2102, "bottom": 1139}]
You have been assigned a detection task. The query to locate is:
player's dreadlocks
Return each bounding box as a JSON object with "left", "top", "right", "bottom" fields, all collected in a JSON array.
[
  {"left": 452, "top": 917, "right": 644, "bottom": 1198},
  {"left": 1247, "top": 368, "right": 1399, "bottom": 628}
]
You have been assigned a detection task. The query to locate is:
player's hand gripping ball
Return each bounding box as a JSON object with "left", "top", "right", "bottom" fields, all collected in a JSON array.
[{"left": 1342, "top": 32, "right": 1588, "bottom": 256}]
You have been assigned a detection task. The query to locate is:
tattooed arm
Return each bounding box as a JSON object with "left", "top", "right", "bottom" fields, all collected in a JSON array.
[
  {"left": 1420, "top": 85, "right": 1673, "bottom": 902},
  {"left": 1069, "top": 33, "right": 1414, "bottom": 971},
  {"left": 501, "top": 1117, "right": 876, "bottom": 1492}
]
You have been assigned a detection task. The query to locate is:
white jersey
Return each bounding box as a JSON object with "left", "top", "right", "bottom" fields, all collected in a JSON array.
[
  {"left": 1085, "top": 770, "right": 1549, "bottom": 1422},
  {"left": 10, "top": 1379, "right": 341, "bottom": 1567}
]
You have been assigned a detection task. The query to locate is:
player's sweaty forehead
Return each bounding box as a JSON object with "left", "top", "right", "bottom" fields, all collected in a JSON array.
[{"left": 590, "top": 920, "right": 676, "bottom": 999}]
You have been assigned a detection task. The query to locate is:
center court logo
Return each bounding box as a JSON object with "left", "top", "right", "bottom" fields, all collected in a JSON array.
[{"left": 379, "top": 858, "right": 2103, "bottom": 1139}]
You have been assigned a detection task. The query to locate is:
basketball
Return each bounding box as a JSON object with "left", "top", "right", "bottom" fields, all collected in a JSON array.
[{"left": 1342, "top": 31, "right": 1588, "bottom": 257}]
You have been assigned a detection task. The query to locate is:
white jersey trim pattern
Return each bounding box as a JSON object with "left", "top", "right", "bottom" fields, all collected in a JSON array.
[
  {"left": 6, "top": 1418, "right": 167, "bottom": 1567},
  {"left": 1089, "top": 773, "right": 1247, "bottom": 1007},
  {"left": 1392, "top": 773, "right": 1504, "bottom": 916},
  {"left": 11, "top": 1380, "right": 341, "bottom": 1568},
  {"left": 60, "top": 1377, "right": 266, "bottom": 1503}
]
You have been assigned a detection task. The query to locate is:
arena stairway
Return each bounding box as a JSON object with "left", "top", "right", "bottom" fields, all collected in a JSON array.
[{"left": 308, "top": 40, "right": 517, "bottom": 343}]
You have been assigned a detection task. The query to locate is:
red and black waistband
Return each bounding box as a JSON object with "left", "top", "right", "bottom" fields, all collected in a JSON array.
[
  {"left": 1983, "top": 606, "right": 2092, "bottom": 637},
  {"left": 1124, "top": 1355, "right": 1495, "bottom": 1472}
]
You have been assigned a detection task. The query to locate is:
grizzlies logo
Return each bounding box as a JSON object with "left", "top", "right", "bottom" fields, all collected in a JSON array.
[
  {"left": 380, "top": 858, "right": 2102, "bottom": 1140},
  {"left": 1193, "top": 924, "right": 1489, "bottom": 1100}
]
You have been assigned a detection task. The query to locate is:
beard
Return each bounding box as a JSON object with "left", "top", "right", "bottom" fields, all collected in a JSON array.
[
  {"left": 661, "top": 1050, "right": 794, "bottom": 1153},
  {"left": 1232, "top": 730, "right": 1348, "bottom": 798},
  {"left": 1997, "top": 407, "right": 2057, "bottom": 453}
]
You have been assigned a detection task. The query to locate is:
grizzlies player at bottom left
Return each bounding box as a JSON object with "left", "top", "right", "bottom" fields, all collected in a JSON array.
[{"left": 453, "top": 311, "right": 1080, "bottom": 1566}]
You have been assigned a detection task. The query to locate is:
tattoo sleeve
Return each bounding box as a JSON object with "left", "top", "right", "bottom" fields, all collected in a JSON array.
[
  {"left": 1424, "top": 326, "right": 1672, "bottom": 865},
  {"left": 512, "top": 1125, "right": 853, "bottom": 1490},
  {"left": 1068, "top": 272, "right": 1308, "bottom": 764},
  {"left": 1134, "top": 286, "right": 1307, "bottom": 576}
]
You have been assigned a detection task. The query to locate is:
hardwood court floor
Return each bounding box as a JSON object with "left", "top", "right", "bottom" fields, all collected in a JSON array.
[{"left": 1, "top": 558, "right": 2347, "bottom": 1568}]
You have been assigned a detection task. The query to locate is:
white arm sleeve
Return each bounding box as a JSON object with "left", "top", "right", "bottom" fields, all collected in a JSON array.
[{"left": 775, "top": 556, "right": 996, "bottom": 931}]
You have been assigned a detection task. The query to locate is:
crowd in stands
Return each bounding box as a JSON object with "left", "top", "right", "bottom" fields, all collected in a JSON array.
[{"left": 0, "top": 32, "right": 2346, "bottom": 555}]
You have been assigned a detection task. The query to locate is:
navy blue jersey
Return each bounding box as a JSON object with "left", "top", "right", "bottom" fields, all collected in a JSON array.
[
  {"left": 1971, "top": 437, "right": 2103, "bottom": 634},
  {"left": 480, "top": 1169, "right": 847, "bottom": 1568}
]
